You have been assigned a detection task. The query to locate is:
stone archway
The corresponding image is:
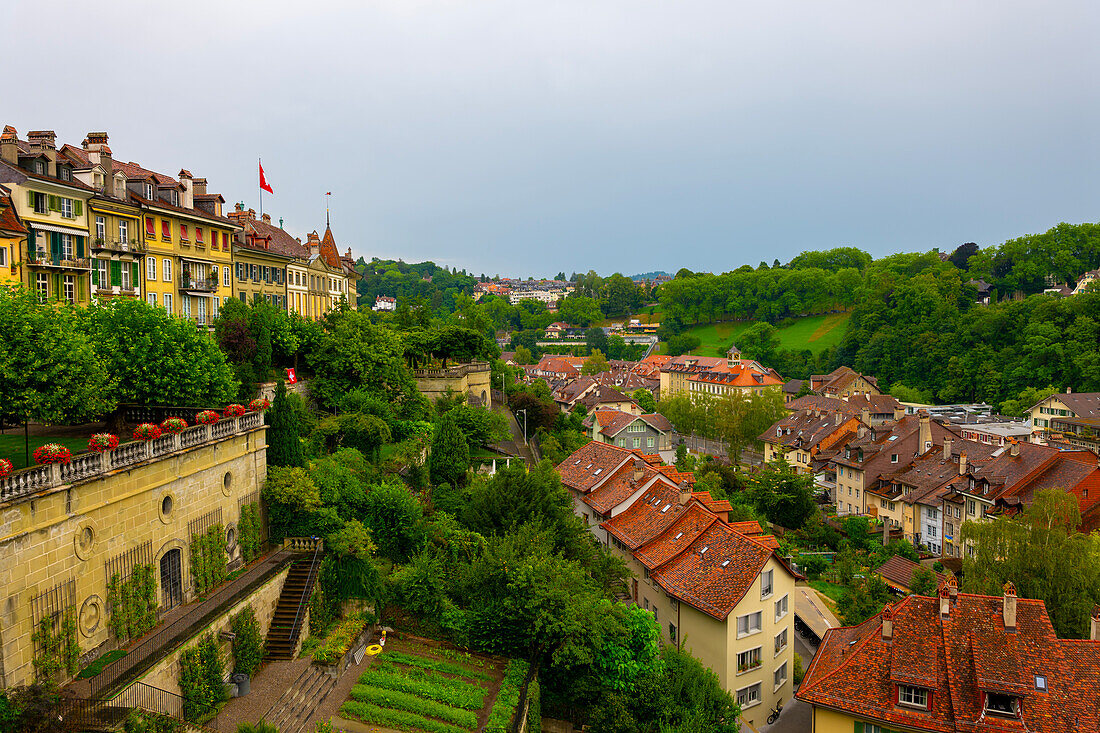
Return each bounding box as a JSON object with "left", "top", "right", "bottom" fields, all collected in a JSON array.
[{"left": 154, "top": 538, "right": 188, "bottom": 609}]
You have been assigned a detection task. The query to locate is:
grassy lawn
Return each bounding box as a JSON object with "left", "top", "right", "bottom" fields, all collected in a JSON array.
[
  {"left": 0, "top": 433, "right": 92, "bottom": 470},
  {"left": 685, "top": 312, "right": 850, "bottom": 357},
  {"left": 807, "top": 580, "right": 847, "bottom": 616}
]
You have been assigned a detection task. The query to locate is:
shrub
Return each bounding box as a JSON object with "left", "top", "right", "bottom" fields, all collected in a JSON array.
[
  {"left": 178, "top": 634, "right": 225, "bottom": 721},
  {"left": 312, "top": 610, "right": 372, "bottom": 664},
  {"left": 134, "top": 423, "right": 163, "bottom": 441},
  {"left": 223, "top": 404, "right": 246, "bottom": 418},
  {"left": 33, "top": 443, "right": 72, "bottom": 465},
  {"left": 238, "top": 503, "right": 263, "bottom": 563},
  {"left": 88, "top": 433, "right": 119, "bottom": 452},
  {"left": 230, "top": 607, "right": 264, "bottom": 676},
  {"left": 794, "top": 652, "right": 805, "bottom": 685},
  {"left": 160, "top": 417, "right": 187, "bottom": 435}
]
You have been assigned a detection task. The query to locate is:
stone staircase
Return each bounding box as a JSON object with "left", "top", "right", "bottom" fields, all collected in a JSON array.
[
  {"left": 264, "top": 557, "right": 318, "bottom": 661},
  {"left": 260, "top": 664, "right": 337, "bottom": 733}
]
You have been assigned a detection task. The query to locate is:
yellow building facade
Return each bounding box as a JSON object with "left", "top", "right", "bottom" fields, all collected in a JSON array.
[{"left": 0, "top": 187, "right": 26, "bottom": 287}]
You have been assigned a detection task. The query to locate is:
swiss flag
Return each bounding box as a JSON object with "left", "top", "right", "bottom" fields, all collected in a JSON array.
[
  {"left": 286, "top": 368, "right": 297, "bottom": 384},
  {"left": 259, "top": 161, "right": 273, "bottom": 194}
]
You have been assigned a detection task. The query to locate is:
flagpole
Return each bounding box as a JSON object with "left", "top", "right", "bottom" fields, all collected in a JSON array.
[{"left": 258, "top": 158, "right": 263, "bottom": 218}]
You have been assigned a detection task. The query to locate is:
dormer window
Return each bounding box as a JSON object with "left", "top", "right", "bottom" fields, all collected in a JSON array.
[
  {"left": 985, "top": 693, "right": 1019, "bottom": 717},
  {"left": 115, "top": 177, "right": 126, "bottom": 198},
  {"left": 169, "top": 189, "right": 179, "bottom": 206},
  {"left": 898, "top": 685, "right": 929, "bottom": 709},
  {"left": 34, "top": 159, "right": 45, "bottom": 175},
  {"left": 144, "top": 183, "right": 153, "bottom": 199}
]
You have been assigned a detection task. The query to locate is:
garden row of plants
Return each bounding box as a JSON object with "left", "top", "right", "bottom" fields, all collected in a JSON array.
[
  {"left": 340, "top": 649, "right": 495, "bottom": 733},
  {"left": 485, "top": 659, "right": 529, "bottom": 730},
  {"left": 311, "top": 609, "right": 374, "bottom": 664},
  {"left": 0, "top": 400, "right": 271, "bottom": 475}
]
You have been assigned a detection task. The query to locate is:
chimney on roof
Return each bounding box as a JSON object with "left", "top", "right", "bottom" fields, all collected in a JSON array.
[
  {"left": 633, "top": 458, "right": 645, "bottom": 482},
  {"left": 678, "top": 479, "right": 691, "bottom": 506},
  {"left": 1010, "top": 439, "right": 1020, "bottom": 457},
  {"left": 959, "top": 452, "right": 968, "bottom": 476},
  {"left": 178, "top": 169, "right": 193, "bottom": 209},
  {"left": 307, "top": 231, "right": 321, "bottom": 256},
  {"left": 1003, "top": 582, "right": 1017, "bottom": 631},
  {"left": 1067, "top": 386, "right": 1072, "bottom": 394},
  {"left": 262, "top": 213, "right": 271, "bottom": 224},
  {"left": 894, "top": 404, "right": 905, "bottom": 421},
  {"left": 918, "top": 410, "right": 932, "bottom": 452},
  {"left": 947, "top": 573, "right": 958, "bottom": 599},
  {"left": 27, "top": 130, "right": 57, "bottom": 172},
  {"left": 192, "top": 177, "right": 208, "bottom": 196},
  {"left": 939, "top": 581, "right": 951, "bottom": 618},
  {"left": 835, "top": 411, "right": 842, "bottom": 426},
  {"left": 943, "top": 438, "right": 953, "bottom": 461},
  {"left": 881, "top": 604, "right": 893, "bottom": 641},
  {"left": 0, "top": 125, "right": 17, "bottom": 164},
  {"left": 82, "top": 132, "right": 113, "bottom": 183},
  {"left": 1091, "top": 605, "right": 1100, "bottom": 641},
  {"left": 861, "top": 407, "right": 870, "bottom": 426}
]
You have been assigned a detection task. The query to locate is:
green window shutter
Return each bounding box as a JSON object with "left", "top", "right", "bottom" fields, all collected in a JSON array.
[
  {"left": 853, "top": 723, "right": 864, "bottom": 733},
  {"left": 76, "top": 236, "right": 84, "bottom": 258},
  {"left": 111, "top": 261, "right": 122, "bottom": 286},
  {"left": 53, "top": 273, "right": 61, "bottom": 301},
  {"left": 74, "top": 200, "right": 83, "bottom": 216},
  {"left": 50, "top": 232, "right": 61, "bottom": 263},
  {"left": 91, "top": 264, "right": 98, "bottom": 286},
  {"left": 48, "top": 195, "right": 61, "bottom": 212},
  {"left": 27, "top": 191, "right": 34, "bottom": 207},
  {"left": 131, "top": 261, "right": 138, "bottom": 285}
]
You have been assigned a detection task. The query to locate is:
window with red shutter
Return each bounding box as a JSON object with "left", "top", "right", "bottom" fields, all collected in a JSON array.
[
  {"left": 161, "top": 221, "right": 170, "bottom": 240},
  {"left": 146, "top": 218, "right": 155, "bottom": 236},
  {"left": 222, "top": 232, "right": 228, "bottom": 248},
  {"left": 180, "top": 224, "right": 189, "bottom": 241},
  {"left": 196, "top": 227, "right": 204, "bottom": 243}
]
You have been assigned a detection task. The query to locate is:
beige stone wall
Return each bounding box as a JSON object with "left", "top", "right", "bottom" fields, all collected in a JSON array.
[
  {"left": 135, "top": 564, "right": 288, "bottom": 696},
  {"left": 0, "top": 427, "right": 267, "bottom": 688},
  {"left": 415, "top": 368, "right": 493, "bottom": 408}
]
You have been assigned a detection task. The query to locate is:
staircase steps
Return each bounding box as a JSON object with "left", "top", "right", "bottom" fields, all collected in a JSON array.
[
  {"left": 260, "top": 664, "right": 337, "bottom": 733},
  {"left": 264, "top": 558, "right": 317, "bottom": 661}
]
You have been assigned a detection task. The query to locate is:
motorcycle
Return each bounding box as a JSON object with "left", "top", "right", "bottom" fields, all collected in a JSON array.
[{"left": 767, "top": 701, "right": 783, "bottom": 725}]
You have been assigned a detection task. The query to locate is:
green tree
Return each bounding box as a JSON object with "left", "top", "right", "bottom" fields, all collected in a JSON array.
[
  {"left": 745, "top": 460, "right": 816, "bottom": 530},
  {"left": 80, "top": 296, "right": 238, "bottom": 406},
  {"left": 962, "top": 490, "right": 1100, "bottom": 638},
  {"left": 361, "top": 482, "right": 426, "bottom": 562},
  {"left": 268, "top": 380, "right": 305, "bottom": 467},
  {"left": 582, "top": 349, "right": 610, "bottom": 375},
  {"left": 429, "top": 411, "right": 471, "bottom": 487},
  {"left": 631, "top": 388, "right": 657, "bottom": 414},
  {"left": 837, "top": 573, "right": 892, "bottom": 625},
  {"left": 514, "top": 344, "right": 534, "bottom": 364},
  {"left": 558, "top": 296, "right": 603, "bottom": 327},
  {"left": 909, "top": 564, "right": 937, "bottom": 596}
]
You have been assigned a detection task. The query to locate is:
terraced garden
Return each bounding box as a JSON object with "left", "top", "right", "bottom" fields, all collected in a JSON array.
[{"left": 337, "top": 641, "right": 535, "bottom": 733}]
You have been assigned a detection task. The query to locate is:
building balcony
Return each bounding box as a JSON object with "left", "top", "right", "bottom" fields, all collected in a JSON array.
[
  {"left": 26, "top": 252, "right": 91, "bottom": 270},
  {"left": 178, "top": 275, "right": 218, "bottom": 293},
  {"left": 91, "top": 237, "right": 145, "bottom": 254}
]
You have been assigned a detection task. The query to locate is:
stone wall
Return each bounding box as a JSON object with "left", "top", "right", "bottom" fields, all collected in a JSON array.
[
  {"left": 413, "top": 363, "right": 493, "bottom": 408},
  {"left": 0, "top": 424, "right": 267, "bottom": 688},
  {"left": 134, "top": 565, "right": 288, "bottom": 696}
]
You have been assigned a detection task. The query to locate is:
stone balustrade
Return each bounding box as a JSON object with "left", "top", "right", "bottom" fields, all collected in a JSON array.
[
  {"left": 0, "top": 414, "right": 266, "bottom": 504},
  {"left": 283, "top": 537, "right": 324, "bottom": 553}
]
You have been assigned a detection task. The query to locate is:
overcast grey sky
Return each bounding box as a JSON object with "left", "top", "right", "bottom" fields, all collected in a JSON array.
[{"left": 8, "top": 1, "right": 1099, "bottom": 276}]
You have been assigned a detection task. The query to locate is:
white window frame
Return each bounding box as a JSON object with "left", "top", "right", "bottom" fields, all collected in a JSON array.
[
  {"left": 148, "top": 293, "right": 157, "bottom": 307},
  {"left": 736, "top": 646, "right": 762, "bottom": 675},
  {"left": 96, "top": 259, "right": 109, "bottom": 289},
  {"left": 146, "top": 257, "right": 156, "bottom": 281},
  {"left": 163, "top": 292, "right": 172, "bottom": 313},
  {"left": 223, "top": 267, "right": 231, "bottom": 287},
  {"left": 898, "top": 685, "right": 928, "bottom": 709},
  {"left": 63, "top": 274, "right": 75, "bottom": 303},
  {"left": 35, "top": 273, "right": 49, "bottom": 298},
  {"left": 121, "top": 262, "right": 131, "bottom": 290},
  {"left": 163, "top": 258, "right": 172, "bottom": 282},
  {"left": 95, "top": 216, "right": 105, "bottom": 240},
  {"left": 61, "top": 197, "right": 73, "bottom": 218},
  {"left": 737, "top": 611, "right": 762, "bottom": 638},
  {"left": 119, "top": 219, "right": 129, "bottom": 243},
  {"left": 773, "top": 661, "right": 788, "bottom": 691},
  {"left": 736, "top": 682, "right": 761, "bottom": 709},
  {"left": 0, "top": 245, "right": 7, "bottom": 267},
  {"left": 760, "top": 569, "right": 774, "bottom": 599},
  {"left": 774, "top": 627, "right": 788, "bottom": 656},
  {"left": 775, "top": 594, "right": 789, "bottom": 622},
  {"left": 60, "top": 234, "right": 73, "bottom": 259}
]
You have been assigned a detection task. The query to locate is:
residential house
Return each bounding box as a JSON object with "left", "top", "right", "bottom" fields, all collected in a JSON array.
[
  {"left": 760, "top": 410, "right": 863, "bottom": 477},
  {"left": 228, "top": 207, "right": 294, "bottom": 310},
  {"left": 557, "top": 442, "right": 800, "bottom": 729},
  {"left": 552, "top": 376, "right": 598, "bottom": 412},
  {"left": 586, "top": 410, "right": 673, "bottom": 454},
  {"left": 0, "top": 186, "right": 25, "bottom": 286},
  {"left": 544, "top": 321, "right": 569, "bottom": 339},
  {"left": 373, "top": 295, "right": 397, "bottom": 311},
  {"left": 1072, "top": 268, "right": 1100, "bottom": 295},
  {"left": 967, "top": 277, "right": 994, "bottom": 304},
  {"left": 118, "top": 159, "right": 236, "bottom": 323},
  {"left": 532, "top": 355, "right": 586, "bottom": 381},
  {"left": 0, "top": 127, "right": 94, "bottom": 304},
  {"left": 302, "top": 224, "right": 359, "bottom": 318},
  {"left": 956, "top": 420, "right": 1032, "bottom": 447},
  {"left": 660, "top": 348, "right": 784, "bottom": 399},
  {"left": 577, "top": 385, "right": 639, "bottom": 415},
  {"left": 798, "top": 581, "right": 1100, "bottom": 732},
  {"left": 1047, "top": 415, "right": 1100, "bottom": 454},
  {"left": 59, "top": 133, "right": 145, "bottom": 302},
  {"left": 785, "top": 394, "right": 904, "bottom": 426},
  {"left": 808, "top": 366, "right": 881, "bottom": 399},
  {"left": 1029, "top": 390, "right": 1100, "bottom": 440}
]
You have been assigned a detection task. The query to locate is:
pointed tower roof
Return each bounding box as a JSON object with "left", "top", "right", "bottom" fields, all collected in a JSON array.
[{"left": 318, "top": 225, "right": 341, "bottom": 268}]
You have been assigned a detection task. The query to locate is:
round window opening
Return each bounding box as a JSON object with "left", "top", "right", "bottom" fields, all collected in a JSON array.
[
  {"left": 80, "top": 527, "right": 94, "bottom": 549},
  {"left": 162, "top": 495, "right": 173, "bottom": 516},
  {"left": 223, "top": 471, "right": 232, "bottom": 491}
]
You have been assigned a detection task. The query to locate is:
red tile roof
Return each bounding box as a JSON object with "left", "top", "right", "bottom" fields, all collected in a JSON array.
[
  {"left": 798, "top": 592, "right": 1100, "bottom": 732},
  {"left": 876, "top": 555, "right": 945, "bottom": 593},
  {"left": 0, "top": 192, "right": 25, "bottom": 235}
]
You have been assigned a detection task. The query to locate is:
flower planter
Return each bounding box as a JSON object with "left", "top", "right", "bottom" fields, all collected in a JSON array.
[
  {"left": 195, "top": 410, "right": 220, "bottom": 426},
  {"left": 133, "top": 423, "right": 162, "bottom": 442},
  {"left": 248, "top": 398, "right": 270, "bottom": 412},
  {"left": 160, "top": 417, "right": 188, "bottom": 435},
  {"left": 0, "top": 458, "right": 11, "bottom": 478},
  {"left": 34, "top": 444, "right": 72, "bottom": 465},
  {"left": 223, "top": 404, "right": 246, "bottom": 418},
  {"left": 88, "top": 433, "right": 119, "bottom": 453}
]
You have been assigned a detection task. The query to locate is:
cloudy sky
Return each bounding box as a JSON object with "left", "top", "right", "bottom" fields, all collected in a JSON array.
[{"left": 8, "top": 1, "right": 1098, "bottom": 276}]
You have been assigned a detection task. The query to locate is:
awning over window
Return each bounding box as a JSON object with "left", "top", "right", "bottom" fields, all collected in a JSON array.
[{"left": 26, "top": 222, "right": 88, "bottom": 237}]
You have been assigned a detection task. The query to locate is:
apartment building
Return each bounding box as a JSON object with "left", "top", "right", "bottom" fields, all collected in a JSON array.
[
  {"left": 760, "top": 409, "right": 863, "bottom": 476},
  {"left": 586, "top": 410, "right": 673, "bottom": 453},
  {"left": 1028, "top": 390, "right": 1100, "bottom": 440},
  {"left": 557, "top": 442, "right": 801, "bottom": 729},
  {"left": 659, "top": 349, "right": 784, "bottom": 400}
]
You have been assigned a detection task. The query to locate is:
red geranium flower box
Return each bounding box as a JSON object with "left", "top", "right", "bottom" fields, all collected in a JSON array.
[
  {"left": 160, "top": 417, "right": 188, "bottom": 435},
  {"left": 133, "top": 423, "right": 162, "bottom": 442},
  {"left": 196, "top": 410, "right": 220, "bottom": 425},
  {"left": 248, "top": 398, "right": 271, "bottom": 412},
  {"left": 223, "top": 404, "right": 246, "bottom": 418},
  {"left": 88, "top": 433, "right": 119, "bottom": 453},
  {"left": 0, "top": 458, "right": 12, "bottom": 478},
  {"left": 34, "top": 443, "right": 72, "bottom": 465}
]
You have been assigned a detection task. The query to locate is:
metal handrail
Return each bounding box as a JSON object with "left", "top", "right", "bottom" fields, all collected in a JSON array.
[
  {"left": 62, "top": 680, "right": 223, "bottom": 732},
  {"left": 289, "top": 540, "right": 322, "bottom": 647}
]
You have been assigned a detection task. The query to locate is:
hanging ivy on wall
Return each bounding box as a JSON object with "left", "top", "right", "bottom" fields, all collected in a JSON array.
[
  {"left": 238, "top": 503, "right": 262, "bottom": 564},
  {"left": 31, "top": 611, "right": 80, "bottom": 680},
  {"left": 107, "top": 564, "right": 158, "bottom": 642},
  {"left": 190, "top": 525, "right": 228, "bottom": 596},
  {"left": 230, "top": 606, "right": 264, "bottom": 677},
  {"left": 178, "top": 633, "right": 225, "bottom": 722}
]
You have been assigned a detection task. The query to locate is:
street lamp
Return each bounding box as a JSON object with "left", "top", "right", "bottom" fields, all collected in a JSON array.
[{"left": 516, "top": 408, "right": 527, "bottom": 445}]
